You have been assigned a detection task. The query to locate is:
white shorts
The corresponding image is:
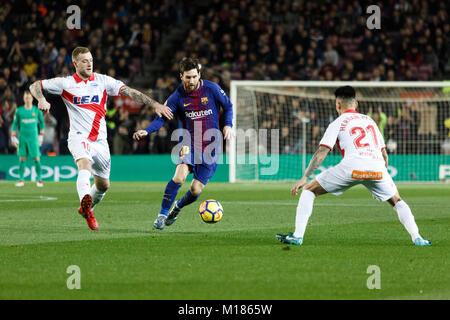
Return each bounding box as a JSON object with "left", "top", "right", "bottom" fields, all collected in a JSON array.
[
  {"left": 316, "top": 161, "right": 398, "bottom": 202},
  {"left": 68, "top": 137, "right": 111, "bottom": 179}
]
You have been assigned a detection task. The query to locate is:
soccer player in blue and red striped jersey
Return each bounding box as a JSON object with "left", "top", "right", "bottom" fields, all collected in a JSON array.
[{"left": 133, "top": 58, "right": 233, "bottom": 229}]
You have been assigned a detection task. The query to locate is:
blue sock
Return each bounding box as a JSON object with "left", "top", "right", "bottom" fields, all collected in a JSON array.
[
  {"left": 160, "top": 180, "right": 181, "bottom": 216},
  {"left": 177, "top": 190, "right": 200, "bottom": 209}
]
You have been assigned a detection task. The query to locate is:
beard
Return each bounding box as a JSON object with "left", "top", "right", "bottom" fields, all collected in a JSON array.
[{"left": 79, "top": 69, "right": 92, "bottom": 78}]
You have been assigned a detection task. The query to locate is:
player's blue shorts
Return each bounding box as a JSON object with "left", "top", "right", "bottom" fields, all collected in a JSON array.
[{"left": 177, "top": 145, "right": 218, "bottom": 185}]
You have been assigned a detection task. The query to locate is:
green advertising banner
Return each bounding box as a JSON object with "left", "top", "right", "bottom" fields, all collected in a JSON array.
[
  {"left": 0, "top": 155, "right": 229, "bottom": 182},
  {"left": 238, "top": 154, "right": 450, "bottom": 182},
  {"left": 0, "top": 154, "right": 449, "bottom": 182}
]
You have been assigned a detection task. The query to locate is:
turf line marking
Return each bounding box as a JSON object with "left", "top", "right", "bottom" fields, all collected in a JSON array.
[
  {"left": 221, "top": 201, "right": 446, "bottom": 207},
  {"left": 0, "top": 196, "right": 58, "bottom": 202}
]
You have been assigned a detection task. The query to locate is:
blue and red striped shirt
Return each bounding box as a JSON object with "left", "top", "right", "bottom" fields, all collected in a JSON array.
[{"left": 145, "top": 79, "right": 233, "bottom": 163}]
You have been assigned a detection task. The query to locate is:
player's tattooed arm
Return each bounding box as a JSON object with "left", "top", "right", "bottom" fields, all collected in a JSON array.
[
  {"left": 119, "top": 86, "right": 173, "bottom": 119},
  {"left": 29, "top": 81, "right": 51, "bottom": 112},
  {"left": 291, "top": 145, "right": 330, "bottom": 196},
  {"left": 303, "top": 146, "right": 330, "bottom": 179},
  {"left": 119, "top": 86, "right": 157, "bottom": 107},
  {"left": 29, "top": 81, "right": 45, "bottom": 101}
]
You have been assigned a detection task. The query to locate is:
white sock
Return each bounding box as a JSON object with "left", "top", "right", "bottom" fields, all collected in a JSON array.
[
  {"left": 76, "top": 169, "right": 91, "bottom": 202},
  {"left": 293, "top": 190, "right": 316, "bottom": 238},
  {"left": 90, "top": 184, "right": 106, "bottom": 210},
  {"left": 394, "top": 200, "right": 420, "bottom": 242}
]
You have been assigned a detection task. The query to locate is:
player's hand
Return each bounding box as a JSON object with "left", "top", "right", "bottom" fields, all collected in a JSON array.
[
  {"left": 11, "top": 135, "right": 19, "bottom": 148},
  {"left": 133, "top": 130, "right": 148, "bottom": 141},
  {"left": 38, "top": 134, "right": 44, "bottom": 146},
  {"left": 223, "top": 126, "right": 234, "bottom": 140},
  {"left": 153, "top": 103, "right": 173, "bottom": 120},
  {"left": 38, "top": 99, "right": 51, "bottom": 112},
  {"left": 291, "top": 177, "right": 308, "bottom": 196}
]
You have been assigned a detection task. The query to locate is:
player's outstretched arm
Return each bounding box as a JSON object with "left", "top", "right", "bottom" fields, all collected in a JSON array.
[
  {"left": 291, "top": 146, "right": 330, "bottom": 195},
  {"left": 119, "top": 86, "right": 173, "bottom": 120},
  {"left": 29, "top": 81, "right": 51, "bottom": 112},
  {"left": 133, "top": 116, "right": 166, "bottom": 141}
]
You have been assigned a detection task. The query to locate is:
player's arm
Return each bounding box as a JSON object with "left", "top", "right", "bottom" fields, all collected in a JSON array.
[
  {"left": 10, "top": 110, "right": 19, "bottom": 148},
  {"left": 133, "top": 116, "right": 166, "bottom": 141},
  {"left": 119, "top": 86, "right": 173, "bottom": 120},
  {"left": 133, "top": 97, "right": 176, "bottom": 141},
  {"left": 29, "top": 81, "right": 51, "bottom": 112},
  {"left": 37, "top": 109, "right": 45, "bottom": 146},
  {"left": 212, "top": 83, "right": 233, "bottom": 140},
  {"left": 291, "top": 145, "right": 331, "bottom": 195},
  {"left": 381, "top": 147, "right": 388, "bottom": 168}
]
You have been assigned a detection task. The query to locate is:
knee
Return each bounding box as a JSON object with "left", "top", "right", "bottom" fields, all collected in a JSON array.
[
  {"left": 172, "top": 177, "right": 185, "bottom": 185},
  {"left": 96, "top": 181, "right": 110, "bottom": 193},
  {"left": 303, "top": 183, "right": 318, "bottom": 196},
  {"left": 387, "top": 193, "right": 402, "bottom": 207},
  {"left": 190, "top": 184, "right": 203, "bottom": 196},
  {"left": 76, "top": 158, "right": 92, "bottom": 171}
]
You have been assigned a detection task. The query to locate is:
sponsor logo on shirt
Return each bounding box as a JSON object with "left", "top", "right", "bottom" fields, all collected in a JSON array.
[
  {"left": 22, "top": 119, "right": 37, "bottom": 124},
  {"left": 73, "top": 95, "right": 100, "bottom": 104},
  {"left": 185, "top": 109, "right": 213, "bottom": 120}
]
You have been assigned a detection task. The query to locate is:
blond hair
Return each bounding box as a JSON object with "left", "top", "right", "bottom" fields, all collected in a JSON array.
[{"left": 72, "top": 47, "right": 90, "bottom": 62}]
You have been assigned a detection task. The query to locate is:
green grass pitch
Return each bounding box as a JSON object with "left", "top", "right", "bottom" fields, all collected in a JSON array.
[{"left": 0, "top": 181, "right": 448, "bottom": 299}]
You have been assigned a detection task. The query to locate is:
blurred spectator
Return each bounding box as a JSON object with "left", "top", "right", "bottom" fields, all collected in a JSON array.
[
  {"left": 133, "top": 118, "right": 151, "bottom": 154},
  {"left": 40, "top": 112, "right": 57, "bottom": 155},
  {"left": 416, "top": 102, "right": 438, "bottom": 154},
  {"left": 113, "top": 108, "right": 133, "bottom": 154},
  {"left": 368, "top": 106, "right": 387, "bottom": 138},
  {"left": 150, "top": 125, "right": 172, "bottom": 154}
]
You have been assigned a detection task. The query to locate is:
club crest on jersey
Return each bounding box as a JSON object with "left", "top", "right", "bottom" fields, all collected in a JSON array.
[
  {"left": 73, "top": 95, "right": 100, "bottom": 104},
  {"left": 201, "top": 97, "right": 208, "bottom": 105}
]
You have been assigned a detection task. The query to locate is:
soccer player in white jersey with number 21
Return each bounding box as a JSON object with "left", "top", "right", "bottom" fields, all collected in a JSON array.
[
  {"left": 277, "top": 86, "right": 431, "bottom": 246},
  {"left": 29, "top": 47, "right": 173, "bottom": 231}
]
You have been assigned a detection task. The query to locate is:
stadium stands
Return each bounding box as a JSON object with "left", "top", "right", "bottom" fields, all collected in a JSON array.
[{"left": 0, "top": 0, "right": 448, "bottom": 155}]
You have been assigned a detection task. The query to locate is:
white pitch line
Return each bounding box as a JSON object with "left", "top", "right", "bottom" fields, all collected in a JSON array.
[
  {"left": 221, "top": 201, "right": 443, "bottom": 207},
  {"left": 0, "top": 196, "right": 58, "bottom": 202}
]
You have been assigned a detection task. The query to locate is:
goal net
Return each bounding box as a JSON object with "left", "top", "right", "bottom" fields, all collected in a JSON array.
[{"left": 229, "top": 81, "right": 450, "bottom": 182}]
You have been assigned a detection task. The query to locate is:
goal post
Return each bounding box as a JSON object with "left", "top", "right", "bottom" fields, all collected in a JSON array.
[{"left": 229, "top": 81, "right": 450, "bottom": 183}]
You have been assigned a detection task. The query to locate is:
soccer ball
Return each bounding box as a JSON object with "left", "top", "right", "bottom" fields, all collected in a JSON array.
[{"left": 199, "top": 199, "right": 223, "bottom": 223}]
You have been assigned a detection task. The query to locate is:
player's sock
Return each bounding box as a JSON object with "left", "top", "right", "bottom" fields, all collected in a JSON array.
[
  {"left": 177, "top": 190, "right": 200, "bottom": 209},
  {"left": 393, "top": 200, "right": 420, "bottom": 242},
  {"left": 76, "top": 169, "right": 91, "bottom": 202},
  {"left": 293, "top": 189, "right": 316, "bottom": 238},
  {"left": 90, "top": 184, "right": 105, "bottom": 211},
  {"left": 19, "top": 161, "right": 25, "bottom": 180},
  {"left": 34, "top": 160, "right": 42, "bottom": 180},
  {"left": 160, "top": 180, "right": 181, "bottom": 216}
]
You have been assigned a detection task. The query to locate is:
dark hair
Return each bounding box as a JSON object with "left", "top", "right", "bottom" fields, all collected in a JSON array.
[
  {"left": 334, "top": 86, "right": 356, "bottom": 99},
  {"left": 179, "top": 57, "right": 200, "bottom": 74}
]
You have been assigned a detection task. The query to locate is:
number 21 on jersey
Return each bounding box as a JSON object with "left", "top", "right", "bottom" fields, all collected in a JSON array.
[{"left": 350, "top": 125, "right": 379, "bottom": 149}]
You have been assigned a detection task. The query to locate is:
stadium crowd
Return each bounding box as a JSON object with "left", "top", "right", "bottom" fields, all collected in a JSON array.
[{"left": 0, "top": 0, "right": 449, "bottom": 155}]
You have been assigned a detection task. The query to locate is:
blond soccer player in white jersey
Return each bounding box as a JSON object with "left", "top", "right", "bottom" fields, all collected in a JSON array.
[
  {"left": 29, "top": 46, "right": 173, "bottom": 231},
  {"left": 277, "top": 86, "right": 431, "bottom": 246}
]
